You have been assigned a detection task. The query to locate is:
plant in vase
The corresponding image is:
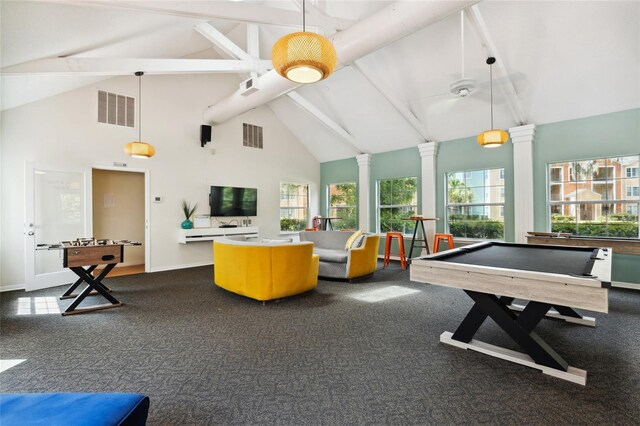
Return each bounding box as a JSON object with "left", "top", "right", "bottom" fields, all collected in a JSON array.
[{"left": 181, "top": 200, "right": 197, "bottom": 229}]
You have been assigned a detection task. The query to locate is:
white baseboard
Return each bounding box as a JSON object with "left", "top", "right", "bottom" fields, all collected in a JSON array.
[
  {"left": 0, "top": 283, "right": 26, "bottom": 293},
  {"left": 612, "top": 281, "right": 640, "bottom": 290},
  {"left": 148, "top": 261, "right": 213, "bottom": 273}
]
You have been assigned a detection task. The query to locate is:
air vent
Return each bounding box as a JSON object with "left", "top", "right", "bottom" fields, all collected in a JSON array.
[
  {"left": 98, "top": 90, "right": 134, "bottom": 127},
  {"left": 243, "top": 123, "right": 263, "bottom": 149}
]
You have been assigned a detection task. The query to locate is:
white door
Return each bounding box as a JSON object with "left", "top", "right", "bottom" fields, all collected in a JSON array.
[{"left": 25, "top": 163, "right": 92, "bottom": 291}]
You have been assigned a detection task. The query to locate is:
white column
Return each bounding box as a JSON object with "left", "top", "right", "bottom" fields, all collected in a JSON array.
[
  {"left": 418, "top": 142, "right": 438, "bottom": 253},
  {"left": 356, "top": 154, "right": 372, "bottom": 232},
  {"left": 509, "top": 124, "right": 536, "bottom": 243}
]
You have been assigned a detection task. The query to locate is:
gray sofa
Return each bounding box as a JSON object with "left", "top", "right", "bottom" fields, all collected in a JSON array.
[{"left": 299, "top": 231, "right": 380, "bottom": 280}]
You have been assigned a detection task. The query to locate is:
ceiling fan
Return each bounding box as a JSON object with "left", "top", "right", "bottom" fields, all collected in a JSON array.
[{"left": 448, "top": 10, "right": 476, "bottom": 98}]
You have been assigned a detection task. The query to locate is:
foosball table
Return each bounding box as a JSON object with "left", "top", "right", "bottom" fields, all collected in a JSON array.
[{"left": 37, "top": 238, "right": 141, "bottom": 315}]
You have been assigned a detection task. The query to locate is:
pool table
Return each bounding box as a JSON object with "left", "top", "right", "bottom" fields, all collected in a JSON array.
[{"left": 410, "top": 241, "right": 611, "bottom": 385}]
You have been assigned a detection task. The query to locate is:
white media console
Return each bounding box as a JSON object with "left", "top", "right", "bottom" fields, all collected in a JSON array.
[{"left": 178, "top": 226, "right": 259, "bottom": 244}]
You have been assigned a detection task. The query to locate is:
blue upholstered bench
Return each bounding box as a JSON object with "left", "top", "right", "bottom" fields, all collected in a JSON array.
[{"left": 0, "top": 393, "right": 149, "bottom": 426}]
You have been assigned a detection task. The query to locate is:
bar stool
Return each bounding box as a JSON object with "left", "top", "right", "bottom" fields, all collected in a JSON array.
[
  {"left": 433, "top": 233, "right": 454, "bottom": 253},
  {"left": 383, "top": 232, "right": 407, "bottom": 270}
]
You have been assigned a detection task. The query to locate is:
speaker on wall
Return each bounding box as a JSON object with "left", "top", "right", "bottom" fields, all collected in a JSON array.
[{"left": 200, "top": 125, "right": 212, "bottom": 147}]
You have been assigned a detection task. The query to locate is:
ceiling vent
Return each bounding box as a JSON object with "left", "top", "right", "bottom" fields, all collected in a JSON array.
[{"left": 240, "top": 77, "right": 260, "bottom": 96}]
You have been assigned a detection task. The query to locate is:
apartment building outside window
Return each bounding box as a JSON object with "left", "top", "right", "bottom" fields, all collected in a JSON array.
[
  {"left": 547, "top": 155, "right": 640, "bottom": 238},
  {"left": 280, "top": 183, "right": 309, "bottom": 232}
]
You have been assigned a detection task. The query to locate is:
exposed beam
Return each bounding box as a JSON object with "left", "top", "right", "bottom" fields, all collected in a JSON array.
[
  {"left": 1, "top": 58, "right": 271, "bottom": 76},
  {"left": 351, "top": 61, "right": 432, "bottom": 141},
  {"left": 194, "top": 23, "right": 252, "bottom": 62},
  {"left": 285, "top": 92, "right": 363, "bottom": 155},
  {"left": 53, "top": 0, "right": 349, "bottom": 32},
  {"left": 193, "top": 22, "right": 357, "bottom": 151},
  {"left": 465, "top": 5, "right": 527, "bottom": 125}
]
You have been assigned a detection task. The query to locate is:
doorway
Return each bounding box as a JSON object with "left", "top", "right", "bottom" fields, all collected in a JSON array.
[{"left": 92, "top": 169, "right": 146, "bottom": 277}]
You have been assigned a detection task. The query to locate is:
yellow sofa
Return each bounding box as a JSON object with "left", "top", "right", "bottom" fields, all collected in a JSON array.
[{"left": 213, "top": 238, "right": 319, "bottom": 301}]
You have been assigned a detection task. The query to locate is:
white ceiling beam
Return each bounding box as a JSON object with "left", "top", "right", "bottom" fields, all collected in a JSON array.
[
  {"left": 194, "top": 23, "right": 252, "bottom": 62},
  {"left": 53, "top": 0, "right": 349, "bottom": 32},
  {"left": 1, "top": 58, "right": 271, "bottom": 76},
  {"left": 285, "top": 92, "right": 363, "bottom": 155},
  {"left": 465, "top": 6, "right": 527, "bottom": 125},
  {"left": 193, "top": 22, "right": 357, "bottom": 151},
  {"left": 351, "top": 61, "right": 432, "bottom": 142}
]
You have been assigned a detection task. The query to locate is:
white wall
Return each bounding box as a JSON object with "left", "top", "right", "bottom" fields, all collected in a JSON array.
[{"left": 0, "top": 73, "right": 320, "bottom": 289}]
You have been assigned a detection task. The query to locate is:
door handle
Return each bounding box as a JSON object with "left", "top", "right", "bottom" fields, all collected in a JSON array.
[{"left": 27, "top": 231, "right": 35, "bottom": 236}]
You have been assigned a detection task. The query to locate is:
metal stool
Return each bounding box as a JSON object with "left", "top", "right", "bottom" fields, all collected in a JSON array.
[
  {"left": 383, "top": 232, "right": 407, "bottom": 270},
  {"left": 433, "top": 233, "right": 454, "bottom": 253}
]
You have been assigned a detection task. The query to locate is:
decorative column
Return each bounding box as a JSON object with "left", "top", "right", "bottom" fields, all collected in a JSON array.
[
  {"left": 356, "top": 154, "right": 372, "bottom": 232},
  {"left": 509, "top": 124, "right": 536, "bottom": 243},
  {"left": 418, "top": 142, "right": 438, "bottom": 253}
]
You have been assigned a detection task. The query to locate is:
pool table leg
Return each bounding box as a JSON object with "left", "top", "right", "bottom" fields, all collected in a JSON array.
[{"left": 453, "top": 291, "right": 568, "bottom": 372}]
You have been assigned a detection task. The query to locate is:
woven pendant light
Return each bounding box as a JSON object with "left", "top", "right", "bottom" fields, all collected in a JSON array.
[
  {"left": 271, "top": 0, "right": 337, "bottom": 84},
  {"left": 477, "top": 57, "right": 509, "bottom": 148},
  {"left": 124, "top": 71, "right": 155, "bottom": 158}
]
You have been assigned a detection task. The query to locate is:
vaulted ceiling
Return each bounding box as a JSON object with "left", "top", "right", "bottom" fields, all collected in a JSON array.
[{"left": 2, "top": 1, "right": 639, "bottom": 162}]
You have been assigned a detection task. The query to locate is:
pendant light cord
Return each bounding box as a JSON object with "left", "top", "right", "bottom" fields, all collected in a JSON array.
[
  {"left": 138, "top": 72, "right": 142, "bottom": 141},
  {"left": 302, "top": 0, "right": 306, "bottom": 32},
  {"left": 486, "top": 57, "right": 496, "bottom": 130}
]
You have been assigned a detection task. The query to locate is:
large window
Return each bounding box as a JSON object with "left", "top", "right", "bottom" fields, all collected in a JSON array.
[
  {"left": 327, "top": 182, "right": 357, "bottom": 230},
  {"left": 377, "top": 177, "right": 418, "bottom": 234},
  {"left": 445, "top": 168, "right": 505, "bottom": 239},
  {"left": 280, "top": 183, "right": 309, "bottom": 232},
  {"left": 547, "top": 155, "right": 640, "bottom": 238}
]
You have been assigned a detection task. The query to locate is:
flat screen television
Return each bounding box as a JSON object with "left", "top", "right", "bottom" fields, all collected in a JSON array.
[{"left": 209, "top": 186, "right": 257, "bottom": 217}]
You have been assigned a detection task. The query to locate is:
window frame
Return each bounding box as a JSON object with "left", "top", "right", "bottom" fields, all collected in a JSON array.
[
  {"left": 326, "top": 182, "right": 357, "bottom": 230},
  {"left": 444, "top": 167, "right": 506, "bottom": 240},
  {"left": 279, "top": 182, "right": 310, "bottom": 233},
  {"left": 546, "top": 154, "right": 640, "bottom": 239},
  {"left": 376, "top": 176, "right": 418, "bottom": 235}
]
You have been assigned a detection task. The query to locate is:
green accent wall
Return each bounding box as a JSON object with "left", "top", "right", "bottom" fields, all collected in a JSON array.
[
  {"left": 370, "top": 147, "right": 422, "bottom": 232},
  {"left": 436, "top": 136, "right": 515, "bottom": 242},
  {"left": 532, "top": 108, "right": 640, "bottom": 284}
]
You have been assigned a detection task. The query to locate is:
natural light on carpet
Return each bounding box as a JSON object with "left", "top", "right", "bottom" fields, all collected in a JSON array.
[
  {"left": 17, "top": 297, "right": 61, "bottom": 315},
  {"left": 349, "top": 285, "right": 421, "bottom": 303},
  {"left": 0, "top": 359, "right": 26, "bottom": 373}
]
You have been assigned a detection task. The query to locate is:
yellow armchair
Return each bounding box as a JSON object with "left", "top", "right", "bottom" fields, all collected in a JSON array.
[{"left": 213, "top": 239, "right": 319, "bottom": 301}]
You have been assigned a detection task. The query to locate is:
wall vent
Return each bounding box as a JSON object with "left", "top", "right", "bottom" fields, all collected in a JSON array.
[
  {"left": 243, "top": 123, "right": 263, "bottom": 149},
  {"left": 98, "top": 90, "right": 135, "bottom": 127}
]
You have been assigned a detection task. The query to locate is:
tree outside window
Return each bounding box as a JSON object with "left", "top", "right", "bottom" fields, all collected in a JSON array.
[
  {"left": 378, "top": 177, "right": 417, "bottom": 234},
  {"left": 328, "top": 182, "right": 357, "bottom": 230},
  {"left": 280, "top": 183, "right": 309, "bottom": 232},
  {"left": 446, "top": 169, "right": 505, "bottom": 239}
]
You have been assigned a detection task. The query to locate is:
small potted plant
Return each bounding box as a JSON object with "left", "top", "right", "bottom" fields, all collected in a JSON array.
[{"left": 181, "top": 200, "right": 197, "bottom": 229}]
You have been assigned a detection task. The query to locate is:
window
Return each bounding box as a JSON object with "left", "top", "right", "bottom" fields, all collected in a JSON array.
[
  {"left": 499, "top": 169, "right": 505, "bottom": 180},
  {"left": 280, "top": 183, "right": 309, "bottom": 232},
  {"left": 377, "top": 177, "right": 418, "bottom": 234},
  {"left": 327, "top": 182, "right": 357, "bottom": 230},
  {"left": 547, "top": 155, "right": 640, "bottom": 238},
  {"left": 445, "top": 168, "right": 505, "bottom": 239}
]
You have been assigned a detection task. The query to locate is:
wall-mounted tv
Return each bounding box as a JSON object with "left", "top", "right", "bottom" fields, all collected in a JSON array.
[{"left": 209, "top": 186, "right": 257, "bottom": 217}]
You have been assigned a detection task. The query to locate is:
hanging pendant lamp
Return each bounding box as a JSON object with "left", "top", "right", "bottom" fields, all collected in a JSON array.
[
  {"left": 124, "top": 71, "right": 155, "bottom": 158},
  {"left": 477, "top": 57, "right": 509, "bottom": 148},
  {"left": 271, "top": 0, "right": 337, "bottom": 84}
]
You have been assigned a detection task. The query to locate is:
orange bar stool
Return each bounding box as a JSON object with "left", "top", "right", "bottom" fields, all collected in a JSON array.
[
  {"left": 433, "top": 233, "right": 454, "bottom": 253},
  {"left": 383, "top": 232, "right": 407, "bottom": 270}
]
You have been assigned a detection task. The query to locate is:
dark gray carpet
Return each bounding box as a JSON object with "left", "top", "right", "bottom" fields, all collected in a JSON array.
[{"left": 1, "top": 262, "right": 639, "bottom": 425}]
